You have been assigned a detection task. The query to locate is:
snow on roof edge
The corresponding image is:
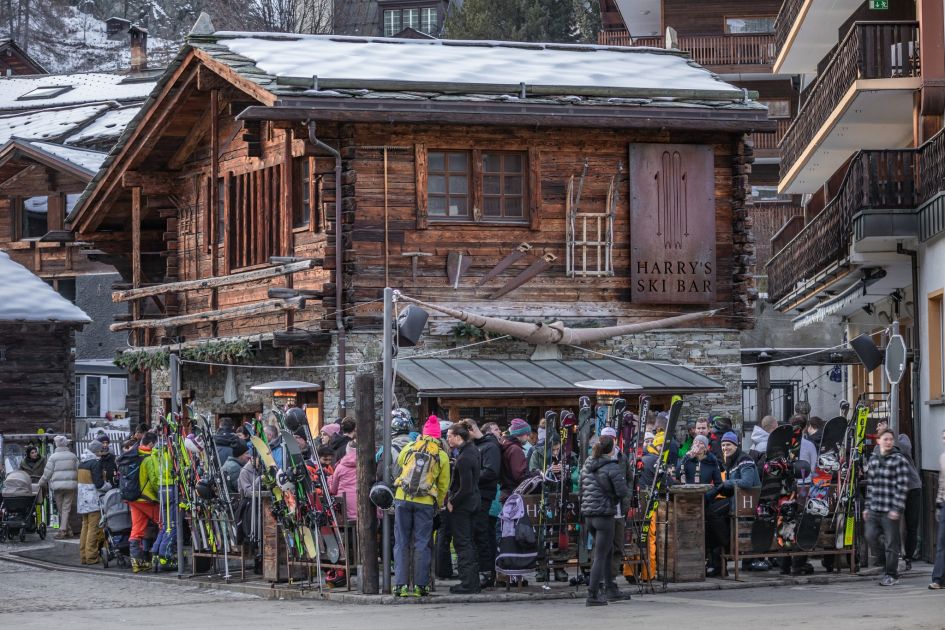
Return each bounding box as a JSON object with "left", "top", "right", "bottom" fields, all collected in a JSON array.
[{"left": 0, "top": 251, "right": 92, "bottom": 324}]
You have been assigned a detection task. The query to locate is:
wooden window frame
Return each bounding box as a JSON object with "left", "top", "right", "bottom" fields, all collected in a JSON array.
[
  {"left": 418, "top": 146, "right": 540, "bottom": 229},
  {"left": 226, "top": 165, "right": 285, "bottom": 272},
  {"left": 481, "top": 150, "right": 527, "bottom": 223},
  {"left": 758, "top": 98, "right": 791, "bottom": 119},
  {"left": 930, "top": 289, "right": 944, "bottom": 400},
  {"left": 427, "top": 149, "right": 472, "bottom": 222},
  {"left": 293, "top": 156, "right": 320, "bottom": 232},
  {"left": 723, "top": 15, "right": 777, "bottom": 34}
]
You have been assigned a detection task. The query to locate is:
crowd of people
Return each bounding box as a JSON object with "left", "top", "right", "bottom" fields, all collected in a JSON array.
[{"left": 1, "top": 405, "right": 943, "bottom": 601}]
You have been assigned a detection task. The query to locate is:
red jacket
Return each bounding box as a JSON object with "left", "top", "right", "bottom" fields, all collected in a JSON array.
[{"left": 499, "top": 438, "right": 529, "bottom": 500}]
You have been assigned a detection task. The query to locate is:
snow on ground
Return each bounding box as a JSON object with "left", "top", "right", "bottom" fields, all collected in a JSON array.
[{"left": 218, "top": 33, "right": 743, "bottom": 94}]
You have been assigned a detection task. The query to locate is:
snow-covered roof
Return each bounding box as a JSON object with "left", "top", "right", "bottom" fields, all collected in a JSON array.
[
  {"left": 64, "top": 106, "right": 141, "bottom": 146},
  {"left": 0, "top": 104, "right": 112, "bottom": 145},
  {"left": 0, "top": 72, "right": 156, "bottom": 113},
  {"left": 27, "top": 141, "right": 106, "bottom": 175},
  {"left": 0, "top": 251, "right": 91, "bottom": 324},
  {"left": 213, "top": 32, "right": 745, "bottom": 97}
]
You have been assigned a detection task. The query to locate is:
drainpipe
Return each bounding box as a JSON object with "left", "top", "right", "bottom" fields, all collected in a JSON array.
[
  {"left": 307, "top": 121, "right": 346, "bottom": 417},
  {"left": 897, "top": 244, "right": 922, "bottom": 466}
]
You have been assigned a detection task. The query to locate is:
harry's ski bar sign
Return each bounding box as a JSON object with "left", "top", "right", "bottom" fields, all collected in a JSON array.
[{"left": 629, "top": 143, "right": 716, "bottom": 304}]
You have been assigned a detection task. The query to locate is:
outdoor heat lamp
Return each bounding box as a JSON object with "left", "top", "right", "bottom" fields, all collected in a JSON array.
[{"left": 574, "top": 379, "right": 643, "bottom": 402}]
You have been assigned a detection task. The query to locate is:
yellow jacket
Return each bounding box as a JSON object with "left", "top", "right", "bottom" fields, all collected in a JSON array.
[{"left": 394, "top": 436, "right": 450, "bottom": 508}]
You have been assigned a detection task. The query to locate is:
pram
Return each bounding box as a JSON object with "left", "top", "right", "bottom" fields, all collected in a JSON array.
[
  {"left": 0, "top": 493, "right": 46, "bottom": 542},
  {"left": 99, "top": 488, "right": 132, "bottom": 568}
]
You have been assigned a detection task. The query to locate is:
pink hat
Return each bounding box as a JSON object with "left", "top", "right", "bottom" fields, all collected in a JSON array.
[
  {"left": 423, "top": 415, "right": 442, "bottom": 438},
  {"left": 321, "top": 423, "right": 341, "bottom": 436}
]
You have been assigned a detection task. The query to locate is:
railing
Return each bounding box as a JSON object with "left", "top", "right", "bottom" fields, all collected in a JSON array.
[
  {"left": 774, "top": 0, "right": 805, "bottom": 56},
  {"left": 598, "top": 28, "right": 632, "bottom": 47},
  {"left": 598, "top": 29, "right": 776, "bottom": 67},
  {"left": 780, "top": 22, "right": 920, "bottom": 178},
  {"left": 767, "top": 148, "right": 919, "bottom": 303},
  {"left": 753, "top": 118, "right": 792, "bottom": 151},
  {"left": 751, "top": 202, "right": 804, "bottom": 269}
]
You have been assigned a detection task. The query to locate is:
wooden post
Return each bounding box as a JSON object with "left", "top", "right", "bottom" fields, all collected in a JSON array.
[
  {"left": 132, "top": 185, "right": 142, "bottom": 347},
  {"left": 756, "top": 364, "right": 771, "bottom": 423},
  {"left": 281, "top": 131, "right": 293, "bottom": 256},
  {"left": 210, "top": 90, "right": 220, "bottom": 337},
  {"left": 355, "top": 373, "right": 379, "bottom": 594}
]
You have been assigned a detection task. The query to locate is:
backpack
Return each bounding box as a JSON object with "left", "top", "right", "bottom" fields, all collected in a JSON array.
[
  {"left": 117, "top": 450, "right": 144, "bottom": 501},
  {"left": 395, "top": 438, "right": 441, "bottom": 499}
]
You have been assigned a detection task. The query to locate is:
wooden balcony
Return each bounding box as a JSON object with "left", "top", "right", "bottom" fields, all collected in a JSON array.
[
  {"left": 779, "top": 22, "right": 920, "bottom": 190},
  {"left": 764, "top": 127, "right": 945, "bottom": 304},
  {"left": 598, "top": 30, "right": 777, "bottom": 69},
  {"left": 753, "top": 118, "right": 792, "bottom": 153},
  {"left": 774, "top": 0, "right": 805, "bottom": 62}
]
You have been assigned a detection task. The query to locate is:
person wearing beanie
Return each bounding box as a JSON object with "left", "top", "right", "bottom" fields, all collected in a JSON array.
[
  {"left": 392, "top": 414, "right": 451, "bottom": 597},
  {"left": 222, "top": 440, "right": 251, "bottom": 495},
  {"left": 40, "top": 435, "right": 79, "bottom": 539},
  {"left": 598, "top": 427, "right": 633, "bottom": 587},
  {"left": 499, "top": 419, "right": 534, "bottom": 502},
  {"left": 76, "top": 439, "right": 111, "bottom": 563},
  {"left": 709, "top": 430, "right": 764, "bottom": 573}
]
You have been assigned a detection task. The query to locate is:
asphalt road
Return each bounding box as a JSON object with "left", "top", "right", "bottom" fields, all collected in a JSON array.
[{"left": 0, "top": 557, "right": 941, "bottom": 630}]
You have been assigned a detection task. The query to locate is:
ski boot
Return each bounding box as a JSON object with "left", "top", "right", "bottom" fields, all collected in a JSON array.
[
  {"left": 326, "top": 569, "right": 347, "bottom": 588},
  {"left": 131, "top": 557, "right": 152, "bottom": 573},
  {"left": 393, "top": 584, "right": 410, "bottom": 598},
  {"left": 554, "top": 568, "right": 569, "bottom": 582},
  {"left": 535, "top": 569, "right": 550, "bottom": 582},
  {"left": 479, "top": 572, "right": 496, "bottom": 589}
]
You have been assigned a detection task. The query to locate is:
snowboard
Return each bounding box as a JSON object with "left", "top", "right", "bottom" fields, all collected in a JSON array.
[
  {"left": 774, "top": 422, "right": 805, "bottom": 549},
  {"left": 750, "top": 424, "right": 794, "bottom": 552},
  {"left": 795, "top": 416, "right": 846, "bottom": 551},
  {"left": 638, "top": 397, "right": 682, "bottom": 547}
]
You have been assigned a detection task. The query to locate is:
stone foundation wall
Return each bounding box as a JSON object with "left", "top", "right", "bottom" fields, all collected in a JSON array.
[{"left": 147, "top": 327, "right": 742, "bottom": 430}]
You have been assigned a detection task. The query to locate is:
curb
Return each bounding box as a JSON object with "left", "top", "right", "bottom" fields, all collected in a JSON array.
[{"left": 3, "top": 549, "right": 932, "bottom": 604}]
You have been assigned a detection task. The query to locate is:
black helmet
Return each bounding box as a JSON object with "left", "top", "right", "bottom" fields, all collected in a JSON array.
[
  {"left": 195, "top": 478, "right": 215, "bottom": 501},
  {"left": 369, "top": 482, "right": 395, "bottom": 511},
  {"left": 711, "top": 416, "right": 732, "bottom": 434},
  {"left": 284, "top": 407, "right": 307, "bottom": 431}
]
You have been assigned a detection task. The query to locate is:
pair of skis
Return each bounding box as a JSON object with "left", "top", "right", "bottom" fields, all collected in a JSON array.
[
  {"left": 834, "top": 403, "right": 869, "bottom": 549},
  {"left": 638, "top": 397, "right": 682, "bottom": 548}
]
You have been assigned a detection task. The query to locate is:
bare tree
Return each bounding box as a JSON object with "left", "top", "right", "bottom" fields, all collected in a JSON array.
[{"left": 247, "top": 0, "right": 332, "bottom": 33}]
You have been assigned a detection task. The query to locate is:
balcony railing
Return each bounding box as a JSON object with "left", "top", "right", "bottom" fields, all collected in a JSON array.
[
  {"left": 767, "top": 128, "right": 945, "bottom": 304},
  {"left": 598, "top": 30, "right": 777, "bottom": 67},
  {"left": 753, "top": 118, "right": 792, "bottom": 151},
  {"left": 779, "top": 22, "right": 920, "bottom": 179},
  {"left": 774, "top": 0, "right": 805, "bottom": 57}
]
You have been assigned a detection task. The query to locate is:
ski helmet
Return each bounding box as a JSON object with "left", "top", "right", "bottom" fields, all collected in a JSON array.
[
  {"left": 710, "top": 415, "right": 733, "bottom": 434},
  {"left": 284, "top": 407, "right": 306, "bottom": 431},
  {"left": 369, "top": 482, "right": 395, "bottom": 511},
  {"left": 391, "top": 408, "right": 414, "bottom": 435},
  {"left": 195, "top": 478, "right": 215, "bottom": 501}
]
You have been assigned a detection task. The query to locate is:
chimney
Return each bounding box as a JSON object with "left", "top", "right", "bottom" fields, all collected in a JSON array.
[{"left": 129, "top": 25, "right": 148, "bottom": 73}]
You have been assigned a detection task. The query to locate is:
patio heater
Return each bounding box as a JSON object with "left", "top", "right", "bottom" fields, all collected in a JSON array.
[
  {"left": 574, "top": 379, "right": 642, "bottom": 433},
  {"left": 250, "top": 380, "right": 323, "bottom": 433}
]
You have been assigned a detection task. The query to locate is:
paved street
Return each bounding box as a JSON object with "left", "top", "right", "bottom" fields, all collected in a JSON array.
[{"left": 0, "top": 555, "right": 941, "bottom": 630}]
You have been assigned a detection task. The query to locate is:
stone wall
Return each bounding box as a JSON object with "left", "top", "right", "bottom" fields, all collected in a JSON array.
[{"left": 147, "top": 326, "right": 743, "bottom": 430}]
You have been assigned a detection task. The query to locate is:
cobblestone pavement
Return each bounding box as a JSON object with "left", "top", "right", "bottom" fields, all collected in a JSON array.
[{"left": 1, "top": 551, "right": 942, "bottom": 630}]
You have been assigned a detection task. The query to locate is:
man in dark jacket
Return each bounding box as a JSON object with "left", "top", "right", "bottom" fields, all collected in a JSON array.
[
  {"left": 709, "top": 432, "right": 763, "bottom": 574},
  {"left": 499, "top": 418, "right": 532, "bottom": 501},
  {"left": 213, "top": 417, "right": 241, "bottom": 463},
  {"left": 864, "top": 428, "right": 912, "bottom": 586},
  {"left": 95, "top": 433, "right": 118, "bottom": 487},
  {"left": 446, "top": 423, "right": 481, "bottom": 593},
  {"left": 332, "top": 417, "right": 357, "bottom": 462},
  {"left": 465, "top": 418, "right": 501, "bottom": 588}
]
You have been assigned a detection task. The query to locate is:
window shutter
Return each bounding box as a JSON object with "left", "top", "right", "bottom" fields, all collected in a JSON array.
[
  {"left": 416, "top": 143, "right": 428, "bottom": 229},
  {"left": 528, "top": 147, "right": 541, "bottom": 230},
  {"left": 471, "top": 149, "right": 483, "bottom": 222}
]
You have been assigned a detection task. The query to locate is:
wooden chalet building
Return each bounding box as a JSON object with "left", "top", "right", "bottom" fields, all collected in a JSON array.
[
  {"left": 0, "top": 38, "right": 46, "bottom": 76},
  {"left": 0, "top": 251, "right": 91, "bottom": 434},
  {"left": 0, "top": 71, "right": 157, "bottom": 427},
  {"left": 68, "top": 21, "right": 773, "bottom": 427}
]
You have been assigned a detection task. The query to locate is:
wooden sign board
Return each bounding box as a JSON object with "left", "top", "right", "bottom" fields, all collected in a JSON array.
[{"left": 629, "top": 144, "right": 716, "bottom": 304}]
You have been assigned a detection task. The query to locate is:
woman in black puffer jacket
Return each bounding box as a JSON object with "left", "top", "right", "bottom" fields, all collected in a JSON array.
[{"left": 580, "top": 436, "right": 631, "bottom": 606}]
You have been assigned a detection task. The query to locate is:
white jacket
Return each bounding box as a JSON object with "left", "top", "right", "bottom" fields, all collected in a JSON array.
[
  {"left": 40, "top": 446, "right": 79, "bottom": 492},
  {"left": 749, "top": 425, "right": 770, "bottom": 454}
]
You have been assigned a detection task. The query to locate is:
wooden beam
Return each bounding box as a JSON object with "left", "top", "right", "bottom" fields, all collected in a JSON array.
[
  {"left": 131, "top": 186, "right": 142, "bottom": 345},
  {"left": 122, "top": 171, "right": 176, "bottom": 194},
  {"left": 112, "top": 259, "right": 320, "bottom": 302},
  {"left": 196, "top": 64, "right": 230, "bottom": 92},
  {"left": 281, "top": 130, "right": 293, "bottom": 256},
  {"left": 110, "top": 297, "right": 306, "bottom": 332},
  {"left": 166, "top": 108, "right": 212, "bottom": 170}
]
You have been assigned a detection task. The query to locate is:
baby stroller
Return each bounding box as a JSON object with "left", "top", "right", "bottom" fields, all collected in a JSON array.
[
  {"left": 99, "top": 488, "right": 132, "bottom": 568},
  {"left": 0, "top": 492, "right": 46, "bottom": 542}
]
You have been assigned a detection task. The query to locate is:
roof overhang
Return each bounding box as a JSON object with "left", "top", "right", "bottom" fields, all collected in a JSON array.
[
  {"left": 0, "top": 139, "right": 97, "bottom": 182},
  {"left": 779, "top": 78, "right": 919, "bottom": 194},
  {"left": 396, "top": 358, "right": 725, "bottom": 398},
  {"left": 239, "top": 99, "right": 776, "bottom": 133}
]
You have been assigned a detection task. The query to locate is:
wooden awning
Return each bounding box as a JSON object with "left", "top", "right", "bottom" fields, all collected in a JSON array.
[{"left": 396, "top": 358, "right": 724, "bottom": 398}]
